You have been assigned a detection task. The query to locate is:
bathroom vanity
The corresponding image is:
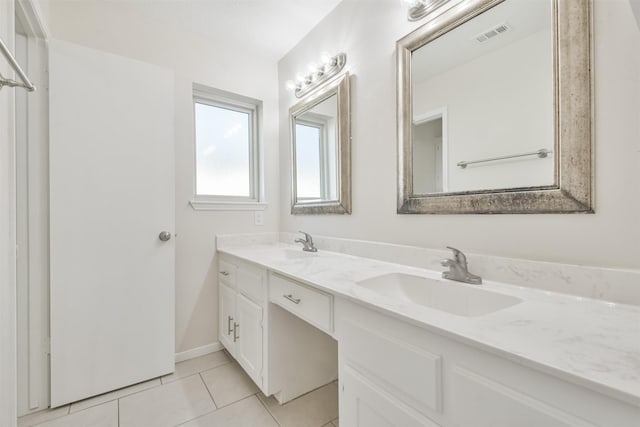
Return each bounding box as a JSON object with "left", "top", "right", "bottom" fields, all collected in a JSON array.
[{"left": 216, "top": 236, "right": 640, "bottom": 427}]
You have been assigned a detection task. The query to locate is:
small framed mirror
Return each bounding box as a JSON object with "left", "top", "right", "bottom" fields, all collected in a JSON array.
[
  {"left": 290, "top": 73, "right": 351, "bottom": 214},
  {"left": 397, "top": 0, "right": 593, "bottom": 214}
]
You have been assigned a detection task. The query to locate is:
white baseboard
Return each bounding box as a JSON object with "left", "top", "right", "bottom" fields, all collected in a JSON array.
[{"left": 175, "top": 342, "right": 224, "bottom": 363}]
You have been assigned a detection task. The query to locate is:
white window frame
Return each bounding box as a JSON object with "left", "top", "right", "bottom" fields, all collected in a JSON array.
[
  {"left": 190, "top": 84, "right": 265, "bottom": 211},
  {"left": 295, "top": 117, "right": 331, "bottom": 201}
]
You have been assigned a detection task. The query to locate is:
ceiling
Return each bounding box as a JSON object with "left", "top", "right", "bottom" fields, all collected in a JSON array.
[
  {"left": 412, "top": 0, "right": 551, "bottom": 82},
  {"left": 41, "top": 0, "right": 344, "bottom": 61}
]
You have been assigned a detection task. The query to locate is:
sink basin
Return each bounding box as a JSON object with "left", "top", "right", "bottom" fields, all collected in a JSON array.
[
  {"left": 356, "top": 273, "right": 522, "bottom": 317},
  {"left": 280, "top": 249, "right": 318, "bottom": 260}
]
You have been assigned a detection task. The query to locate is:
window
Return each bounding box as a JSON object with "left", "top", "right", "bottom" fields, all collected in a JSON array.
[
  {"left": 294, "top": 112, "right": 338, "bottom": 203},
  {"left": 191, "top": 85, "right": 264, "bottom": 210},
  {"left": 295, "top": 121, "right": 323, "bottom": 199}
]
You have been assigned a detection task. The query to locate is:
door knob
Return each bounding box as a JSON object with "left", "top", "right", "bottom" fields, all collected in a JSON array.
[{"left": 158, "top": 231, "right": 171, "bottom": 241}]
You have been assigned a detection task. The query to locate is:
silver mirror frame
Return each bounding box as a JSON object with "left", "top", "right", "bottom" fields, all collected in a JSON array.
[
  {"left": 290, "top": 73, "right": 351, "bottom": 215},
  {"left": 397, "top": 0, "right": 594, "bottom": 214}
]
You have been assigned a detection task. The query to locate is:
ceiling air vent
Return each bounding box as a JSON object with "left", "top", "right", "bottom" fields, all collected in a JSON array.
[{"left": 474, "top": 23, "right": 511, "bottom": 43}]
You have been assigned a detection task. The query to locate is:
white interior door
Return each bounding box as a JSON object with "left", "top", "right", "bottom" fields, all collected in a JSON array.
[{"left": 49, "top": 40, "right": 175, "bottom": 407}]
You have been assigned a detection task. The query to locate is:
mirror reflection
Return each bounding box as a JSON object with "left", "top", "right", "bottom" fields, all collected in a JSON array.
[
  {"left": 411, "top": 0, "right": 554, "bottom": 194},
  {"left": 290, "top": 73, "right": 351, "bottom": 214},
  {"left": 294, "top": 94, "right": 338, "bottom": 202}
]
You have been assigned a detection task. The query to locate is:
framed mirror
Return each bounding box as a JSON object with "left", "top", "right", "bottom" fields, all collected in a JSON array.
[
  {"left": 397, "top": 0, "right": 593, "bottom": 214},
  {"left": 290, "top": 73, "right": 351, "bottom": 214}
]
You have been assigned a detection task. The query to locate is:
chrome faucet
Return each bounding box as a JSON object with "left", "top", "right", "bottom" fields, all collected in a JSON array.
[
  {"left": 295, "top": 231, "right": 317, "bottom": 252},
  {"left": 441, "top": 246, "right": 482, "bottom": 285}
]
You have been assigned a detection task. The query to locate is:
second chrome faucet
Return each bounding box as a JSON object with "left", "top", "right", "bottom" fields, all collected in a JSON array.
[
  {"left": 295, "top": 231, "right": 318, "bottom": 252},
  {"left": 441, "top": 246, "right": 482, "bottom": 285}
]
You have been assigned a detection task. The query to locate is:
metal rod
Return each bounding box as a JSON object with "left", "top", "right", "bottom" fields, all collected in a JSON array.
[
  {"left": 457, "top": 148, "right": 552, "bottom": 169},
  {"left": 0, "top": 37, "right": 36, "bottom": 92}
]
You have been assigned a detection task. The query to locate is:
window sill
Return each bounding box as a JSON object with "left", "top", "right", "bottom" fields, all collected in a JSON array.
[{"left": 189, "top": 199, "right": 267, "bottom": 212}]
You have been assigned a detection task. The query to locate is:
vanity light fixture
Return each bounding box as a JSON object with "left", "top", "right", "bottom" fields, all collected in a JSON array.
[
  {"left": 406, "top": 0, "right": 451, "bottom": 22},
  {"left": 286, "top": 52, "right": 347, "bottom": 98}
]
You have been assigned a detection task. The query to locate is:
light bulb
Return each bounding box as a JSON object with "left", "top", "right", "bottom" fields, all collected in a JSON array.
[
  {"left": 321, "top": 52, "right": 332, "bottom": 65},
  {"left": 295, "top": 74, "right": 305, "bottom": 82},
  {"left": 285, "top": 80, "right": 296, "bottom": 91}
]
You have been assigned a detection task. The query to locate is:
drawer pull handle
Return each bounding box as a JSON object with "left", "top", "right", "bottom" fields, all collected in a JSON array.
[
  {"left": 233, "top": 323, "right": 240, "bottom": 342},
  {"left": 283, "top": 294, "right": 301, "bottom": 304},
  {"left": 220, "top": 271, "right": 230, "bottom": 276},
  {"left": 227, "top": 316, "right": 234, "bottom": 335}
]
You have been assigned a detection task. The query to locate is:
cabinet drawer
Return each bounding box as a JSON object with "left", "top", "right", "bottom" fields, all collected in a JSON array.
[
  {"left": 269, "top": 273, "right": 333, "bottom": 333},
  {"left": 237, "top": 264, "right": 266, "bottom": 305},
  {"left": 218, "top": 259, "right": 236, "bottom": 285}
]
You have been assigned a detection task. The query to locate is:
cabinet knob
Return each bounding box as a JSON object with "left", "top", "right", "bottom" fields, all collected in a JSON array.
[{"left": 220, "top": 271, "right": 230, "bottom": 276}]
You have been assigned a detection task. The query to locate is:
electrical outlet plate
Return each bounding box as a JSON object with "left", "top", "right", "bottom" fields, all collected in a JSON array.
[{"left": 254, "top": 211, "right": 264, "bottom": 226}]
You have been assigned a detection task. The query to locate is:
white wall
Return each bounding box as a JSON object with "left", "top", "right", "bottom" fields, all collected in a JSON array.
[
  {"left": 279, "top": 0, "right": 640, "bottom": 270},
  {"left": 631, "top": 0, "right": 640, "bottom": 28},
  {"left": 42, "top": 2, "right": 280, "bottom": 354}
]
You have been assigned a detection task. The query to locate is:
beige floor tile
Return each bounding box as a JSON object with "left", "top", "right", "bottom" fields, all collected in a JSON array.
[
  {"left": 180, "top": 395, "right": 278, "bottom": 427},
  {"left": 321, "top": 423, "right": 333, "bottom": 427},
  {"left": 119, "top": 374, "right": 216, "bottom": 427},
  {"left": 200, "top": 362, "right": 259, "bottom": 408},
  {"left": 161, "top": 351, "right": 231, "bottom": 384},
  {"left": 69, "top": 377, "right": 161, "bottom": 413},
  {"left": 32, "top": 401, "right": 117, "bottom": 427},
  {"left": 17, "top": 406, "right": 70, "bottom": 427},
  {"left": 333, "top": 418, "right": 339, "bottom": 427},
  {"left": 258, "top": 381, "right": 339, "bottom": 427}
]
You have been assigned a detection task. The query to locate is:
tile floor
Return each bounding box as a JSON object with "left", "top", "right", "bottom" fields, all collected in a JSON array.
[{"left": 18, "top": 351, "right": 339, "bottom": 427}]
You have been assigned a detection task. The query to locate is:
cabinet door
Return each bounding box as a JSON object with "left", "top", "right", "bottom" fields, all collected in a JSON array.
[
  {"left": 341, "top": 366, "right": 439, "bottom": 427},
  {"left": 219, "top": 282, "right": 236, "bottom": 354},
  {"left": 235, "top": 293, "right": 263, "bottom": 387}
]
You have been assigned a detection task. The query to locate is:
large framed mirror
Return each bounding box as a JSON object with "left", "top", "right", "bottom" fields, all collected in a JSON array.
[
  {"left": 290, "top": 73, "right": 351, "bottom": 214},
  {"left": 397, "top": 0, "right": 593, "bottom": 214}
]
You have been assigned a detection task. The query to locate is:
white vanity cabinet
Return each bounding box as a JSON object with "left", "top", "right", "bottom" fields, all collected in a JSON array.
[
  {"left": 217, "top": 244, "right": 639, "bottom": 426},
  {"left": 335, "top": 298, "right": 640, "bottom": 427},
  {"left": 218, "top": 255, "right": 266, "bottom": 389}
]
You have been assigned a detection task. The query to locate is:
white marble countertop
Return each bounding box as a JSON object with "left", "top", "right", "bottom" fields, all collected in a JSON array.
[{"left": 217, "top": 240, "right": 640, "bottom": 407}]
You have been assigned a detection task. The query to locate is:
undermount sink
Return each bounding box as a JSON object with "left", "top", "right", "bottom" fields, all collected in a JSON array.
[
  {"left": 280, "top": 249, "right": 318, "bottom": 260},
  {"left": 356, "top": 273, "right": 522, "bottom": 317}
]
